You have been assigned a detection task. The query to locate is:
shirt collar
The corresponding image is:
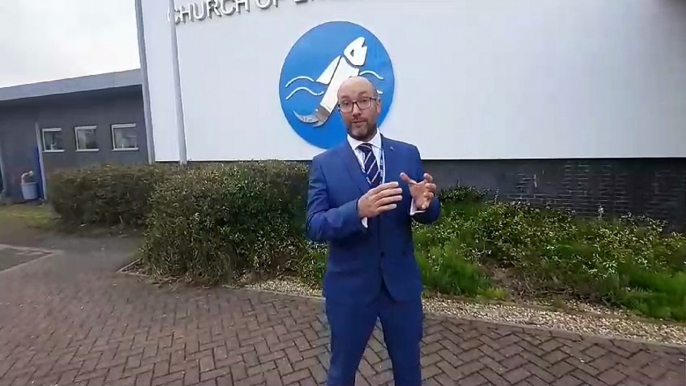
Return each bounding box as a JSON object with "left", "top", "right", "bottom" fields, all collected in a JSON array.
[{"left": 347, "top": 130, "right": 382, "bottom": 151}]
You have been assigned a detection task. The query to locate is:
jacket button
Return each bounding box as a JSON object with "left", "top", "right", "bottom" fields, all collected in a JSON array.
[{"left": 381, "top": 252, "right": 386, "bottom": 257}]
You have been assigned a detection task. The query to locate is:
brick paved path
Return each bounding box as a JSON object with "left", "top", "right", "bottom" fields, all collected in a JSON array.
[{"left": 0, "top": 241, "right": 684, "bottom": 386}]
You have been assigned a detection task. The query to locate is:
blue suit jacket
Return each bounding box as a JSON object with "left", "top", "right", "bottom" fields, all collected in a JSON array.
[{"left": 305, "top": 135, "right": 441, "bottom": 305}]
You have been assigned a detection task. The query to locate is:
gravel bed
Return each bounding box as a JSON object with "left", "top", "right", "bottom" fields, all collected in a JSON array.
[{"left": 242, "top": 278, "right": 686, "bottom": 346}]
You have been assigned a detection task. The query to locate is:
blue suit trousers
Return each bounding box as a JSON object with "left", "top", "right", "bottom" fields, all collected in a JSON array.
[{"left": 325, "top": 282, "right": 424, "bottom": 386}]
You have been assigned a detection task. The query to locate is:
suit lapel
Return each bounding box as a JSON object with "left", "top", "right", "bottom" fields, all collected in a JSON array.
[
  {"left": 380, "top": 136, "right": 411, "bottom": 217},
  {"left": 381, "top": 135, "right": 400, "bottom": 184},
  {"left": 338, "top": 143, "right": 370, "bottom": 195}
]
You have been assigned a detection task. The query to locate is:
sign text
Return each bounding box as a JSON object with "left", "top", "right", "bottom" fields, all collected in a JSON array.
[{"left": 173, "top": 0, "right": 312, "bottom": 24}]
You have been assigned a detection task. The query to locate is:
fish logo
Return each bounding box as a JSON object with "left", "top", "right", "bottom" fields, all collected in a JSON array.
[{"left": 279, "top": 21, "right": 395, "bottom": 150}]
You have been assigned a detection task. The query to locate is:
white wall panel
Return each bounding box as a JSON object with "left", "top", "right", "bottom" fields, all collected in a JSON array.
[
  {"left": 140, "top": 0, "right": 180, "bottom": 162},
  {"left": 140, "top": 0, "right": 686, "bottom": 161}
]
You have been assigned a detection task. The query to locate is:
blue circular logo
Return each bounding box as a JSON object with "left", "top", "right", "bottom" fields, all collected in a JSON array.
[{"left": 279, "top": 21, "right": 395, "bottom": 150}]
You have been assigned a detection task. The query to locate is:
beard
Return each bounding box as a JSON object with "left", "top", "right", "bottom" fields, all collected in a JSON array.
[{"left": 347, "top": 121, "right": 378, "bottom": 142}]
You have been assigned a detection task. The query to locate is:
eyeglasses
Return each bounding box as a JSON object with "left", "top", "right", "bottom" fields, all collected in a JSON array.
[{"left": 338, "top": 97, "right": 378, "bottom": 113}]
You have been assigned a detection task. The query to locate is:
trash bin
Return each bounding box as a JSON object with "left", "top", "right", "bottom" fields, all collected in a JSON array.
[
  {"left": 20, "top": 171, "right": 38, "bottom": 201},
  {"left": 21, "top": 182, "right": 38, "bottom": 201}
]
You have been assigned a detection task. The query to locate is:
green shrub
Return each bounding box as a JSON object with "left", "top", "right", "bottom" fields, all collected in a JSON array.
[
  {"left": 614, "top": 270, "right": 686, "bottom": 320},
  {"left": 48, "top": 164, "right": 179, "bottom": 226},
  {"left": 437, "top": 185, "right": 488, "bottom": 204},
  {"left": 415, "top": 198, "right": 686, "bottom": 320},
  {"left": 416, "top": 239, "right": 498, "bottom": 298},
  {"left": 473, "top": 202, "right": 577, "bottom": 268},
  {"left": 536, "top": 216, "right": 684, "bottom": 285},
  {"left": 141, "top": 161, "right": 309, "bottom": 284},
  {"left": 297, "top": 241, "right": 328, "bottom": 288}
]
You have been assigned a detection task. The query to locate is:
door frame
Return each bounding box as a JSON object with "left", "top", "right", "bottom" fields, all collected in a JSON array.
[{"left": 0, "top": 136, "right": 6, "bottom": 199}]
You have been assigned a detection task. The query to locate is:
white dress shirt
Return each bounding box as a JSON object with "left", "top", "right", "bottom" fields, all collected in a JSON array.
[{"left": 346, "top": 132, "right": 422, "bottom": 228}]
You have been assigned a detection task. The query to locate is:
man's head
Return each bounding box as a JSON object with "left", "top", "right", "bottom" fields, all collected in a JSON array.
[{"left": 337, "top": 76, "right": 381, "bottom": 142}]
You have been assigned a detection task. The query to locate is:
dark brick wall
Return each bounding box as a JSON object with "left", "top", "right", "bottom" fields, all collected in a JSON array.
[{"left": 425, "top": 158, "right": 686, "bottom": 232}]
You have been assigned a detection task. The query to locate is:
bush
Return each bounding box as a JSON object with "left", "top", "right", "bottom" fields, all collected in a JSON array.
[
  {"left": 416, "top": 239, "right": 502, "bottom": 298},
  {"left": 613, "top": 270, "right": 686, "bottom": 320},
  {"left": 51, "top": 160, "right": 686, "bottom": 321},
  {"left": 416, "top": 199, "right": 686, "bottom": 320},
  {"left": 297, "top": 241, "right": 328, "bottom": 288},
  {"left": 141, "top": 161, "right": 309, "bottom": 284},
  {"left": 49, "top": 164, "right": 178, "bottom": 226},
  {"left": 437, "top": 185, "right": 488, "bottom": 205}
]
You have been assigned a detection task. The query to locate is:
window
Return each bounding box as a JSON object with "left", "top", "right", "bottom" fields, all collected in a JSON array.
[
  {"left": 75, "top": 126, "right": 99, "bottom": 151},
  {"left": 111, "top": 123, "right": 139, "bottom": 151},
  {"left": 42, "top": 128, "right": 65, "bottom": 152}
]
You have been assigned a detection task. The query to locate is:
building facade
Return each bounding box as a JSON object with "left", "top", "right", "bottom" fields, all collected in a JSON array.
[
  {"left": 0, "top": 70, "right": 149, "bottom": 202},
  {"left": 1, "top": 1, "right": 684, "bottom": 231},
  {"left": 135, "top": 0, "right": 686, "bottom": 230}
]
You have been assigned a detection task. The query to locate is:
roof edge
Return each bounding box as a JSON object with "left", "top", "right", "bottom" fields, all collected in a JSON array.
[{"left": 0, "top": 69, "right": 142, "bottom": 102}]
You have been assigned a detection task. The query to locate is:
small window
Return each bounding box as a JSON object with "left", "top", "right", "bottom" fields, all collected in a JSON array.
[
  {"left": 75, "top": 126, "right": 99, "bottom": 151},
  {"left": 111, "top": 123, "right": 139, "bottom": 151},
  {"left": 42, "top": 128, "right": 65, "bottom": 152}
]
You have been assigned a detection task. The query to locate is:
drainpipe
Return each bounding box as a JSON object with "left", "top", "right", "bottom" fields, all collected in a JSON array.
[
  {"left": 135, "top": 0, "right": 155, "bottom": 164},
  {"left": 168, "top": 0, "right": 188, "bottom": 165},
  {"left": 34, "top": 121, "right": 47, "bottom": 200}
]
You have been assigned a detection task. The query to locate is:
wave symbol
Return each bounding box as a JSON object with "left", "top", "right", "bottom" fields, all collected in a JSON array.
[
  {"left": 284, "top": 76, "right": 326, "bottom": 100},
  {"left": 359, "top": 70, "right": 384, "bottom": 80},
  {"left": 286, "top": 87, "right": 324, "bottom": 100},
  {"left": 284, "top": 74, "right": 385, "bottom": 99},
  {"left": 285, "top": 76, "right": 315, "bottom": 88}
]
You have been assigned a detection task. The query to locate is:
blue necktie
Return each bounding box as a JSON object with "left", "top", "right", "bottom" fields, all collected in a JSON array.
[{"left": 358, "top": 143, "right": 380, "bottom": 188}]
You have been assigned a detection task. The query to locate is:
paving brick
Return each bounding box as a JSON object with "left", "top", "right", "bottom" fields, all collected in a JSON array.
[
  {"left": 525, "top": 375, "right": 550, "bottom": 386},
  {"left": 479, "top": 356, "right": 507, "bottom": 375},
  {"left": 503, "top": 368, "right": 532, "bottom": 384},
  {"left": 501, "top": 343, "right": 525, "bottom": 358},
  {"left": 522, "top": 363, "right": 558, "bottom": 384},
  {"left": 553, "top": 374, "right": 583, "bottom": 386},
  {"left": 570, "top": 369, "right": 611, "bottom": 386},
  {"left": 584, "top": 344, "right": 608, "bottom": 359},
  {"left": 597, "top": 368, "right": 627, "bottom": 385},
  {"left": 502, "top": 354, "right": 530, "bottom": 371},
  {"left": 456, "top": 359, "right": 485, "bottom": 377},
  {"left": 542, "top": 349, "right": 568, "bottom": 365},
  {"left": 457, "top": 372, "right": 488, "bottom": 386},
  {"left": 0, "top": 243, "right": 684, "bottom": 386},
  {"left": 549, "top": 360, "right": 575, "bottom": 377},
  {"left": 480, "top": 368, "right": 509, "bottom": 386}
]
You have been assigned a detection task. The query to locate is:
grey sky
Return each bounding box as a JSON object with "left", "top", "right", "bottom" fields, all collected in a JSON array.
[{"left": 0, "top": 0, "right": 140, "bottom": 88}]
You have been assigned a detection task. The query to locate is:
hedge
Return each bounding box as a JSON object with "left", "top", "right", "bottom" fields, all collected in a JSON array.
[
  {"left": 47, "top": 162, "right": 686, "bottom": 321},
  {"left": 141, "top": 161, "right": 309, "bottom": 284},
  {"left": 411, "top": 197, "right": 686, "bottom": 320},
  {"left": 48, "top": 163, "right": 180, "bottom": 226}
]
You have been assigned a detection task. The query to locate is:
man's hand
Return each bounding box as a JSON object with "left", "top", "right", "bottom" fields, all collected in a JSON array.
[
  {"left": 357, "top": 182, "right": 403, "bottom": 218},
  {"left": 400, "top": 172, "right": 437, "bottom": 211}
]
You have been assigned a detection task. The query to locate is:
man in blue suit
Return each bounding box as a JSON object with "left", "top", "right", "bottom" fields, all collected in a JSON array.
[{"left": 305, "top": 76, "right": 441, "bottom": 386}]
